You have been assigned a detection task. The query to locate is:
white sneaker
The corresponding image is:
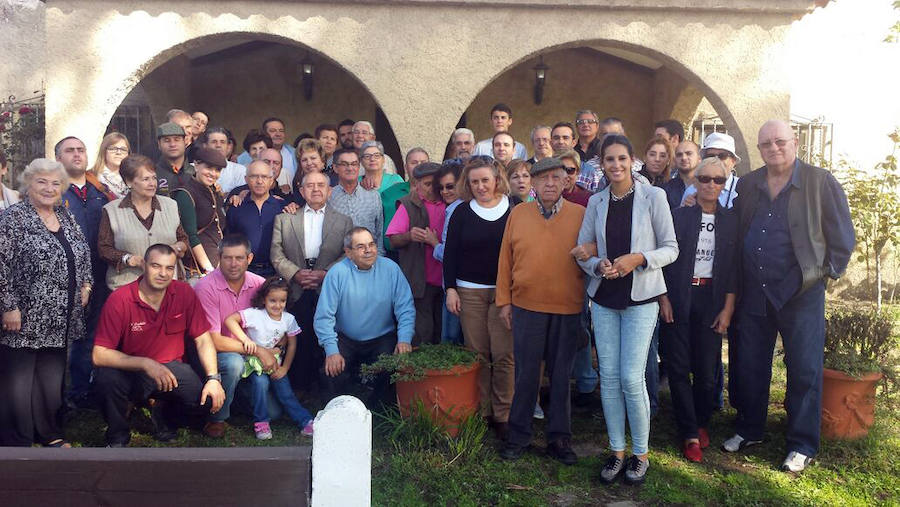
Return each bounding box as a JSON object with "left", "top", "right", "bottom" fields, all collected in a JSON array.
[
  {"left": 533, "top": 403, "right": 545, "bottom": 420},
  {"left": 721, "top": 433, "right": 762, "bottom": 452},
  {"left": 781, "top": 451, "right": 812, "bottom": 473}
]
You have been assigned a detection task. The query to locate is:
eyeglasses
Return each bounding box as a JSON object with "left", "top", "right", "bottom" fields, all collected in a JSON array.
[
  {"left": 696, "top": 175, "right": 728, "bottom": 185},
  {"left": 575, "top": 119, "right": 598, "bottom": 125},
  {"left": 757, "top": 138, "right": 791, "bottom": 150},
  {"left": 106, "top": 147, "right": 129, "bottom": 154},
  {"left": 705, "top": 151, "right": 732, "bottom": 161},
  {"left": 438, "top": 184, "right": 455, "bottom": 191},
  {"left": 361, "top": 153, "right": 383, "bottom": 161},
  {"left": 335, "top": 161, "right": 361, "bottom": 168},
  {"left": 564, "top": 167, "right": 578, "bottom": 175},
  {"left": 247, "top": 174, "right": 272, "bottom": 180}
]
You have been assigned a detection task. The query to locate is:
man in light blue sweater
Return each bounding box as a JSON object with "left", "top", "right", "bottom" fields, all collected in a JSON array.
[{"left": 314, "top": 226, "right": 415, "bottom": 408}]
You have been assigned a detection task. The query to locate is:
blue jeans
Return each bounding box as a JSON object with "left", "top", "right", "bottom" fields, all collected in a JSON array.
[
  {"left": 441, "top": 295, "right": 463, "bottom": 345},
  {"left": 212, "top": 352, "right": 281, "bottom": 423},
  {"left": 249, "top": 372, "right": 313, "bottom": 426},
  {"left": 645, "top": 321, "right": 660, "bottom": 417},
  {"left": 592, "top": 302, "right": 659, "bottom": 455},
  {"left": 572, "top": 302, "right": 598, "bottom": 394},
  {"left": 733, "top": 282, "right": 825, "bottom": 457}
]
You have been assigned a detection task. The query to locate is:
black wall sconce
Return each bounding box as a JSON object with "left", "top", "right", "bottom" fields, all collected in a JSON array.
[
  {"left": 533, "top": 56, "right": 548, "bottom": 105},
  {"left": 300, "top": 55, "right": 315, "bottom": 101}
]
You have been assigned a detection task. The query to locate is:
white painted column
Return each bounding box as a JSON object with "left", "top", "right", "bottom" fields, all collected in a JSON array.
[{"left": 311, "top": 395, "right": 372, "bottom": 507}]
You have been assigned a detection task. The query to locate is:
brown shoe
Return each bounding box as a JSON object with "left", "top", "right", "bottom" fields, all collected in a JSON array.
[{"left": 203, "top": 421, "right": 226, "bottom": 438}]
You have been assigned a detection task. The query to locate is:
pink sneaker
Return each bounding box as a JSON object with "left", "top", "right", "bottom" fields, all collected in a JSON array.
[
  {"left": 254, "top": 421, "right": 272, "bottom": 440},
  {"left": 301, "top": 421, "right": 314, "bottom": 436}
]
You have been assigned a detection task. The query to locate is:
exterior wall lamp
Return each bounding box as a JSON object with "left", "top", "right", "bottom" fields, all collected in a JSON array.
[
  {"left": 300, "top": 56, "right": 315, "bottom": 101},
  {"left": 533, "top": 56, "right": 548, "bottom": 105}
]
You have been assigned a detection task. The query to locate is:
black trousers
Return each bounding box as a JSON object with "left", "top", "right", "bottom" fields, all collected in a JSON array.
[
  {"left": 94, "top": 361, "right": 209, "bottom": 445},
  {"left": 290, "top": 290, "right": 324, "bottom": 390},
  {"left": 0, "top": 345, "right": 67, "bottom": 446},
  {"left": 659, "top": 285, "right": 722, "bottom": 440},
  {"left": 325, "top": 332, "right": 397, "bottom": 410},
  {"left": 506, "top": 307, "right": 580, "bottom": 447},
  {"left": 413, "top": 284, "right": 444, "bottom": 346}
]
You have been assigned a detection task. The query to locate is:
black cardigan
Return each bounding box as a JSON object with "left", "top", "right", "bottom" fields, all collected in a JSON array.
[{"left": 442, "top": 200, "right": 513, "bottom": 289}]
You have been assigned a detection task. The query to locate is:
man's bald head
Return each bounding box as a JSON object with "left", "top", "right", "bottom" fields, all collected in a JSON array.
[
  {"left": 247, "top": 159, "right": 273, "bottom": 177},
  {"left": 757, "top": 120, "right": 798, "bottom": 171}
]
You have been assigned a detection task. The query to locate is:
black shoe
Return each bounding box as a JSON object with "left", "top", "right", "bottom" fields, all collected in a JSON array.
[
  {"left": 499, "top": 442, "right": 527, "bottom": 461},
  {"left": 493, "top": 421, "right": 509, "bottom": 441},
  {"left": 623, "top": 455, "right": 650, "bottom": 485},
  {"left": 546, "top": 439, "right": 578, "bottom": 465},
  {"left": 150, "top": 401, "right": 177, "bottom": 443}
]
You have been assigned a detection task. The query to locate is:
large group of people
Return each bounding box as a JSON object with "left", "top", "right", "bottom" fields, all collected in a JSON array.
[{"left": 0, "top": 104, "right": 854, "bottom": 483}]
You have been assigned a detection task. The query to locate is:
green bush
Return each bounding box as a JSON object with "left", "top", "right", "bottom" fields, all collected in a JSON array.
[
  {"left": 360, "top": 343, "right": 479, "bottom": 383},
  {"left": 825, "top": 304, "right": 898, "bottom": 381}
]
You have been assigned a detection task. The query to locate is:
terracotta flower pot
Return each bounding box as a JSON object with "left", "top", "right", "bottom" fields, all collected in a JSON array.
[
  {"left": 821, "top": 367, "right": 883, "bottom": 440},
  {"left": 395, "top": 362, "right": 481, "bottom": 437}
]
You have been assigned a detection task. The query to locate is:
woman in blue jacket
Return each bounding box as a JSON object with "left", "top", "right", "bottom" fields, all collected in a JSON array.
[{"left": 658, "top": 156, "right": 737, "bottom": 463}]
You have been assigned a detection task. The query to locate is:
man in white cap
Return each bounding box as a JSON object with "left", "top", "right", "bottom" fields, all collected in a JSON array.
[{"left": 681, "top": 132, "right": 741, "bottom": 208}]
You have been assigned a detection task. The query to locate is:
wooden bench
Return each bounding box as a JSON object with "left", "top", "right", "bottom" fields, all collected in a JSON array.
[{"left": 0, "top": 446, "right": 310, "bottom": 506}]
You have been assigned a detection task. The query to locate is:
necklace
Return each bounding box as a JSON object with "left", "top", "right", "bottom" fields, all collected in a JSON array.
[{"left": 610, "top": 185, "right": 635, "bottom": 202}]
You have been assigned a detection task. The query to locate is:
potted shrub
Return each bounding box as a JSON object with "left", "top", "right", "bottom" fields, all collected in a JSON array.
[
  {"left": 822, "top": 304, "right": 898, "bottom": 439},
  {"left": 361, "top": 343, "right": 481, "bottom": 436}
]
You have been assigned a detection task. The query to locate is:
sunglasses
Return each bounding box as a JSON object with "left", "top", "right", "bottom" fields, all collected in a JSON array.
[
  {"left": 696, "top": 175, "right": 727, "bottom": 185},
  {"left": 438, "top": 184, "right": 456, "bottom": 191},
  {"left": 564, "top": 167, "right": 578, "bottom": 175},
  {"left": 706, "top": 152, "right": 732, "bottom": 161}
]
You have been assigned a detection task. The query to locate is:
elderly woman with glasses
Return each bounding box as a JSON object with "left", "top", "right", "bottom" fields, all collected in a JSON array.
[
  {"left": 658, "top": 156, "right": 737, "bottom": 463},
  {"left": 557, "top": 149, "right": 591, "bottom": 207},
  {"left": 0, "top": 159, "right": 93, "bottom": 447}
]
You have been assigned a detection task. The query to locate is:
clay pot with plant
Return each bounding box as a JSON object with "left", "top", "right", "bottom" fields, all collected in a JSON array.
[
  {"left": 361, "top": 343, "right": 481, "bottom": 436},
  {"left": 821, "top": 304, "right": 898, "bottom": 439}
]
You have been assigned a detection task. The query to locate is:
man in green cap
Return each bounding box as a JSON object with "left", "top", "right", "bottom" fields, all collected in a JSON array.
[{"left": 155, "top": 121, "right": 195, "bottom": 197}]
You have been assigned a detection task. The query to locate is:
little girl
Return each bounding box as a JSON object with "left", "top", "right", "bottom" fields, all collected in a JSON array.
[{"left": 224, "top": 276, "right": 315, "bottom": 440}]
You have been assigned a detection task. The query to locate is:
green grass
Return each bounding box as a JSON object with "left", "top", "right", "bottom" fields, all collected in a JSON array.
[{"left": 62, "top": 341, "right": 900, "bottom": 506}]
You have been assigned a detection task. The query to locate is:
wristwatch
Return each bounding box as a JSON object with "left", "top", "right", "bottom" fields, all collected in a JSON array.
[
  {"left": 122, "top": 253, "right": 131, "bottom": 265},
  {"left": 205, "top": 373, "right": 222, "bottom": 383}
]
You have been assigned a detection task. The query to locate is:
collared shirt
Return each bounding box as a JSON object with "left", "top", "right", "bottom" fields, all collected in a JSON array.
[
  {"left": 314, "top": 257, "right": 415, "bottom": 356},
  {"left": 577, "top": 156, "right": 646, "bottom": 192},
  {"left": 225, "top": 194, "right": 286, "bottom": 271},
  {"left": 328, "top": 183, "right": 385, "bottom": 255},
  {"left": 62, "top": 181, "right": 109, "bottom": 259},
  {"left": 385, "top": 193, "right": 447, "bottom": 287},
  {"left": 535, "top": 196, "right": 564, "bottom": 219},
  {"left": 194, "top": 268, "right": 266, "bottom": 338},
  {"left": 741, "top": 162, "right": 802, "bottom": 315},
  {"left": 303, "top": 204, "right": 327, "bottom": 260},
  {"left": 216, "top": 161, "right": 248, "bottom": 195},
  {"left": 94, "top": 278, "right": 211, "bottom": 363},
  {"left": 472, "top": 138, "right": 528, "bottom": 160}
]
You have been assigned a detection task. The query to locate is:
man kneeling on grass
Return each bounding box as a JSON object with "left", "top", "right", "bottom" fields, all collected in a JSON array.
[{"left": 93, "top": 244, "right": 225, "bottom": 447}]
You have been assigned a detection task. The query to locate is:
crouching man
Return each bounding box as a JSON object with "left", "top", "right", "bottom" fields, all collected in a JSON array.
[{"left": 93, "top": 244, "right": 225, "bottom": 447}]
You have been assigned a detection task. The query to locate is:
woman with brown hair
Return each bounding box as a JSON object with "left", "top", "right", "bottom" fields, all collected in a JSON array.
[
  {"left": 91, "top": 132, "right": 131, "bottom": 199},
  {"left": 443, "top": 157, "right": 515, "bottom": 438},
  {"left": 506, "top": 159, "right": 533, "bottom": 203},
  {"left": 640, "top": 135, "right": 674, "bottom": 187},
  {"left": 98, "top": 154, "right": 189, "bottom": 290},
  {"left": 172, "top": 147, "right": 227, "bottom": 276}
]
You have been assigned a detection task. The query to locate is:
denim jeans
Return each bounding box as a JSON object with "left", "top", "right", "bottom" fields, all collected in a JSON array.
[
  {"left": 733, "top": 282, "right": 825, "bottom": 457},
  {"left": 571, "top": 302, "right": 598, "bottom": 394},
  {"left": 591, "top": 302, "right": 659, "bottom": 455},
  {"left": 249, "top": 372, "right": 313, "bottom": 427},
  {"left": 212, "top": 352, "right": 280, "bottom": 423},
  {"left": 441, "top": 295, "right": 463, "bottom": 345},
  {"left": 645, "top": 321, "right": 660, "bottom": 417}
]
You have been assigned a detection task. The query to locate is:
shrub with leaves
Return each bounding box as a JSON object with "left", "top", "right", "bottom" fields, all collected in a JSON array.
[
  {"left": 360, "top": 343, "right": 480, "bottom": 383},
  {"left": 825, "top": 304, "right": 898, "bottom": 391}
]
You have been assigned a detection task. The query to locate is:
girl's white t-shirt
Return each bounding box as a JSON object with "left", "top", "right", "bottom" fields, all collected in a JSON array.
[{"left": 239, "top": 307, "right": 302, "bottom": 348}]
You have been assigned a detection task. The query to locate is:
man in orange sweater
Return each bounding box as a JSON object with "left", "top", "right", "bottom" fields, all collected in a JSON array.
[{"left": 496, "top": 157, "right": 586, "bottom": 465}]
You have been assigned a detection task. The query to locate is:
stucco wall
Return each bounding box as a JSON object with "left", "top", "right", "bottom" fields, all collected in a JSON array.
[
  {"left": 465, "top": 48, "right": 656, "bottom": 157},
  {"left": 33, "top": 0, "right": 814, "bottom": 173},
  {"left": 0, "top": 1, "right": 45, "bottom": 102}
]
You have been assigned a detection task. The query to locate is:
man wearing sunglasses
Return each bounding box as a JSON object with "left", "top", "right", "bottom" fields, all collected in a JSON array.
[
  {"left": 681, "top": 132, "right": 741, "bottom": 209},
  {"left": 723, "top": 119, "right": 854, "bottom": 474}
]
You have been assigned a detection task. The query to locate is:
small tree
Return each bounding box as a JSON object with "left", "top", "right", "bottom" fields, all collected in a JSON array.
[{"left": 838, "top": 130, "right": 900, "bottom": 310}]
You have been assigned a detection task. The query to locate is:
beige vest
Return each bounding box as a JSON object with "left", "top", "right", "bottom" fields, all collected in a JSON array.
[{"left": 104, "top": 196, "right": 181, "bottom": 289}]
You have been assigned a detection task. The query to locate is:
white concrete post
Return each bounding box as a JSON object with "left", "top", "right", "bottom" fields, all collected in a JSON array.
[{"left": 311, "top": 395, "right": 372, "bottom": 507}]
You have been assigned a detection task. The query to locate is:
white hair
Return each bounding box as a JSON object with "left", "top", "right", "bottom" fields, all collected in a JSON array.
[
  {"left": 19, "top": 158, "right": 68, "bottom": 195},
  {"left": 452, "top": 128, "right": 475, "bottom": 142},
  {"left": 353, "top": 121, "right": 375, "bottom": 135}
]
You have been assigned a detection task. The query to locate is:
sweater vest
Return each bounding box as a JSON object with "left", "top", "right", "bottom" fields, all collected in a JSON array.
[{"left": 104, "top": 196, "right": 181, "bottom": 289}]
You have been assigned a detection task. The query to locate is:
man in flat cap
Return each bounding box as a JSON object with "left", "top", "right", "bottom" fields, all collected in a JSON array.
[
  {"left": 496, "top": 157, "right": 586, "bottom": 465},
  {"left": 386, "top": 161, "right": 447, "bottom": 345},
  {"left": 155, "top": 122, "right": 194, "bottom": 197}
]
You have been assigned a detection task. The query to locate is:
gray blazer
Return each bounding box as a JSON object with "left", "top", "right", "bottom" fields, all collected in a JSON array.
[
  {"left": 576, "top": 181, "right": 678, "bottom": 301},
  {"left": 271, "top": 205, "right": 354, "bottom": 303}
]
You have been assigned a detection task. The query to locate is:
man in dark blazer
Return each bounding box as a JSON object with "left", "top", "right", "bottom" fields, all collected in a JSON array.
[{"left": 271, "top": 171, "right": 353, "bottom": 390}]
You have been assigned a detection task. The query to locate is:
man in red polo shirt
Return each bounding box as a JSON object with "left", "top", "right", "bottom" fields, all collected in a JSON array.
[{"left": 93, "top": 244, "right": 225, "bottom": 447}]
